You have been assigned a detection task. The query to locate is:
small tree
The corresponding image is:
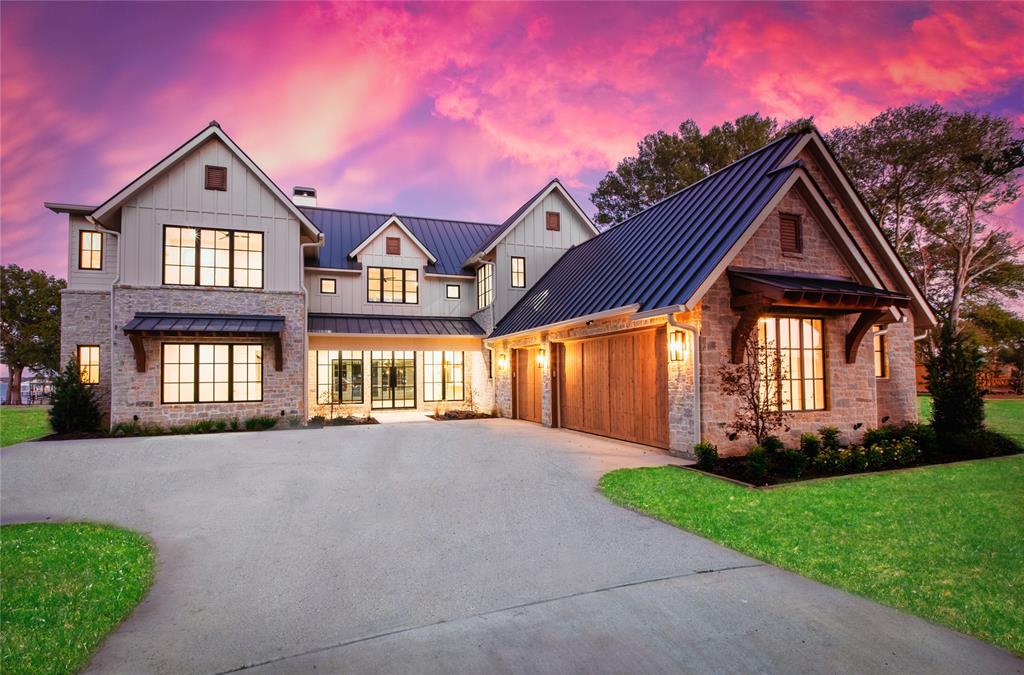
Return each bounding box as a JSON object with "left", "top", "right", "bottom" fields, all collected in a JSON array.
[
  {"left": 48, "top": 357, "right": 101, "bottom": 434},
  {"left": 719, "top": 332, "right": 790, "bottom": 445},
  {"left": 924, "top": 322, "right": 986, "bottom": 434}
]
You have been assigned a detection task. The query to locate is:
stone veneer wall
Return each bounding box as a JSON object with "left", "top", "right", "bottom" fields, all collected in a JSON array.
[
  {"left": 60, "top": 290, "right": 112, "bottom": 423},
  {"left": 305, "top": 348, "right": 494, "bottom": 419},
  {"left": 110, "top": 286, "right": 305, "bottom": 426}
]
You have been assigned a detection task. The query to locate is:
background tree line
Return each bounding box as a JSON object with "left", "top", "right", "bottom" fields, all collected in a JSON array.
[{"left": 591, "top": 106, "right": 1024, "bottom": 389}]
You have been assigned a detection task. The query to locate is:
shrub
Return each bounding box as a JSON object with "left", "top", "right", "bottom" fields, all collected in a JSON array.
[
  {"left": 308, "top": 415, "right": 326, "bottom": 426},
  {"left": 110, "top": 421, "right": 164, "bottom": 437},
  {"left": 287, "top": 415, "right": 302, "bottom": 428},
  {"left": 229, "top": 417, "right": 240, "bottom": 431},
  {"left": 811, "top": 447, "right": 846, "bottom": 473},
  {"left": 799, "top": 432, "right": 821, "bottom": 458},
  {"left": 693, "top": 441, "right": 718, "bottom": 471},
  {"left": 214, "top": 418, "right": 228, "bottom": 432},
  {"left": 940, "top": 430, "right": 1021, "bottom": 458},
  {"left": 863, "top": 422, "right": 936, "bottom": 458},
  {"left": 761, "top": 435, "right": 785, "bottom": 454},
  {"left": 48, "top": 358, "right": 101, "bottom": 434},
  {"left": 925, "top": 322, "right": 986, "bottom": 434},
  {"left": 244, "top": 415, "right": 278, "bottom": 431},
  {"left": 746, "top": 445, "right": 768, "bottom": 482},
  {"left": 819, "top": 426, "right": 841, "bottom": 453},
  {"left": 192, "top": 419, "right": 217, "bottom": 433},
  {"left": 775, "top": 448, "right": 808, "bottom": 478}
]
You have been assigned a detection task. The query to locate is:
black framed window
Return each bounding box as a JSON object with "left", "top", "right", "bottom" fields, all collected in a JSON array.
[
  {"left": 315, "top": 350, "right": 363, "bottom": 404},
  {"left": 757, "top": 317, "right": 825, "bottom": 411},
  {"left": 320, "top": 278, "right": 336, "bottom": 294},
  {"left": 873, "top": 327, "right": 888, "bottom": 378},
  {"left": 77, "top": 345, "right": 100, "bottom": 384},
  {"left": 163, "top": 225, "right": 263, "bottom": 288},
  {"left": 161, "top": 343, "right": 262, "bottom": 403},
  {"left": 78, "top": 231, "right": 103, "bottom": 270},
  {"left": 446, "top": 284, "right": 460, "bottom": 299},
  {"left": 511, "top": 256, "right": 526, "bottom": 288},
  {"left": 367, "top": 267, "right": 418, "bottom": 304},
  {"left": 477, "top": 264, "right": 493, "bottom": 310},
  {"left": 423, "top": 351, "right": 464, "bottom": 402}
]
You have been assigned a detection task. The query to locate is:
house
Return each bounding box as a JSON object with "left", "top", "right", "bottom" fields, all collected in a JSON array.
[{"left": 47, "top": 121, "right": 933, "bottom": 455}]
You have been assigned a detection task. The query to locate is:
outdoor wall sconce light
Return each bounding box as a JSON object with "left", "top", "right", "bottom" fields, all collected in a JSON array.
[
  {"left": 669, "top": 331, "right": 688, "bottom": 362},
  {"left": 498, "top": 352, "right": 508, "bottom": 368},
  {"left": 536, "top": 348, "right": 547, "bottom": 367}
]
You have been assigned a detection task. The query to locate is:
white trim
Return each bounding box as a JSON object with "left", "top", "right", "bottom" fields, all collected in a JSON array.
[
  {"left": 784, "top": 131, "right": 936, "bottom": 326},
  {"left": 485, "top": 304, "right": 640, "bottom": 343},
  {"left": 90, "top": 123, "right": 322, "bottom": 240},
  {"left": 470, "top": 181, "right": 600, "bottom": 264},
  {"left": 304, "top": 266, "right": 361, "bottom": 274},
  {"left": 347, "top": 215, "right": 437, "bottom": 264},
  {"left": 424, "top": 272, "right": 475, "bottom": 280},
  {"left": 307, "top": 331, "right": 483, "bottom": 340}
]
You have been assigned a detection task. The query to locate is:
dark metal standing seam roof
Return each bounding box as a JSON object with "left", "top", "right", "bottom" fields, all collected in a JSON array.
[
  {"left": 308, "top": 314, "right": 484, "bottom": 336},
  {"left": 490, "top": 132, "right": 807, "bottom": 338},
  {"left": 122, "top": 312, "right": 285, "bottom": 334},
  {"left": 302, "top": 207, "right": 499, "bottom": 276},
  {"left": 727, "top": 269, "right": 910, "bottom": 303}
]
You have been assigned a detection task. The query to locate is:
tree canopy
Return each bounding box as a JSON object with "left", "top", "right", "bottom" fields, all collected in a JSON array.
[{"left": 1, "top": 265, "right": 66, "bottom": 404}]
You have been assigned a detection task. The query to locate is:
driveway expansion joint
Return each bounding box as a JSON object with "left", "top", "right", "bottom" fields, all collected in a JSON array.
[{"left": 214, "top": 562, "right": 767, "bottom": 674}]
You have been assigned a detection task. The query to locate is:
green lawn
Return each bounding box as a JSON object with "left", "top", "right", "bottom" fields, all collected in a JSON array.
[
  {"left": 0, "top": 406, "right": 52, "bottom": 447},
  {"left": 600, "top": 456, "right": 1024, "bottom": 655},
  {"left": 918, "top": 395, "right": 1024, "bottom": 443},
  {"left": 1, "top": 523, "right": 155, "bottom": 674}
]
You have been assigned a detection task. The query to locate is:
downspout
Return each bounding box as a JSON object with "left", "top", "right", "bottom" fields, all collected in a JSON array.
[
  {"left": 300, "top": 235, "right": 325, "bottom": 419},
  {"left": 665, "top": 313, "right": 701, "bottom": 446},
  {"left": 88, "top": 216, "right": 120, "bottom": 431}
]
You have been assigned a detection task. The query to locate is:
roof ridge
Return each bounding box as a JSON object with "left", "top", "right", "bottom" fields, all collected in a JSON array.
[{"left": 302, "top": 205, "right": 499, "bottom": 228}]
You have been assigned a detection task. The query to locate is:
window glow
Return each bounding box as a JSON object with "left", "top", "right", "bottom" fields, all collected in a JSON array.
[
  {"left": 163, "top": 226, "right": 262, "bottom": 288},
  {"left": 477, "top": 264, "right": 493, "bottom": 309},
  {"left": 162, "top": 343, "right": 262, "bottom": 403},
  {"left": 757, "top": 317, "right": 825, "bottom": 411},
  {"left": 367, "top": 267, "right": 418, "bottom": 303},
  {"left": 77, "top": 345, "right": 100, "bottom": 384},
  {"left": 78, "top": 231, "right": 103, "bottom": 270}
]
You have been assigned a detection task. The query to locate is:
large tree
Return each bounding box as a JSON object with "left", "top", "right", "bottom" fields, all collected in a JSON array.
[
  {"left": 0, "top": 265, "right": 65, "bottom": 405},
  {"left": 591, "top": 113, "right": 813, "bottom": 225}
]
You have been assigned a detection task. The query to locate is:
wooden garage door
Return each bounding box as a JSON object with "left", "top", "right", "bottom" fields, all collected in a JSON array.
[
  {"left": 515, "top": 347, "right": 543, "bottom": 423},
  {"left": 559, "top": 328, "right": 668, "bottom": 448}
]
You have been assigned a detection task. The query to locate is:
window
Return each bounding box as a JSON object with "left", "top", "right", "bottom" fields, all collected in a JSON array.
[
  {"left": 487, "top": 347, "right": 494, "bottom": 380},
  {"left": 780, "top": 213, "right": 802, "bottom": 253},
  {"left": 367, "top": 267, "right": 418, "bottom": 303},
  {"left": 78, "top": 231, "right": 103, "bottom": 270},
  {"left": 546, "top": 211, "right": 560, "bottom": 231},
  {"left": 320, "top": 278, "right": 336, "bottom": 294},
  {"left": 77, "top": 345, "right": 99, "bottom": 384},
  {"left": 446, "top": 284, "right": 460, "bottom": 299},
  {"left": 161, "top": 343, "right": 262, "bottom": 403},
  {"left": 423, "top": 351, "right": 464, "bottom": 402},
  {"left": 205, "top": 165, "right": 227, "bottom": 191},
  {"left": 385, "top": 237, "right": 401, "bottom": 255},
  {"left": 874, "top": 327, "right": 888, "bottom": 378},
  {"left": 314, "top": 350, "right": 363, "bottom": 404},
  {"left": 511, "top": 256, "right": 526, "bottom": 288},
  {"left": 757, "top": 317, "right": 825, "bottom": 411},
  {"left": 163, "top": 226, "right": 263, "bottom": 288},
  {"left": 477, "top": 263, "right": 493, "bottom": 310}
]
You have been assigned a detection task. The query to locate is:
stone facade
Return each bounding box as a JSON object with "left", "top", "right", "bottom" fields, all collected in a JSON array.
[
  {"left": 110, "top": 285, "right": 306, "bottom": 426},
  {"left": 60, "top": 290, "right": 112, "bottom": 423}
]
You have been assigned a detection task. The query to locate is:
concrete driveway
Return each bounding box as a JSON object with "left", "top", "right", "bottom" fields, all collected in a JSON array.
[{"left": 2, "top": 419, "right": 1019, "bottom": 674}]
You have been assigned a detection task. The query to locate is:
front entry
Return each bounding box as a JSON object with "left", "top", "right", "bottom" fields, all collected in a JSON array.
[
  {"left": 370, "top": 351, "right": 416, "bottom": 409},
  {"left": 514, "top": 347, "right": 543, "bottom": 423}
]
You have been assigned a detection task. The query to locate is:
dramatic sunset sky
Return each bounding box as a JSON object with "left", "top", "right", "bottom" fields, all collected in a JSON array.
[{"left": 2, "top": 1, "right": 1022, "bottom": 278}]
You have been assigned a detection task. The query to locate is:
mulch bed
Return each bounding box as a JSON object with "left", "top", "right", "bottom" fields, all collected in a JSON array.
[{"left": 429, "top": 410, "right": 496, "bottom": 421}]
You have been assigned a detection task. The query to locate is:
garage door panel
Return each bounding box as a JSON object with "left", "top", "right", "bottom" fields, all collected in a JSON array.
[
  {"left": 561, "top": 342, "right": 584, "bottom": 430},
  {"left": 583, "top": 339, "right": 610, "bottom": 434},
  {"left": 516, "top": 348, "right": 543, "bottom": 423},
  {"left": 608, "top": 334, "right": 638, "bottom": 442}
]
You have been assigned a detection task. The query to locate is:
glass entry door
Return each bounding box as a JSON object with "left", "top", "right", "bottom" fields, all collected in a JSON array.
[{"left": 370, "top": 351, "right": 416, "bottom": 409}]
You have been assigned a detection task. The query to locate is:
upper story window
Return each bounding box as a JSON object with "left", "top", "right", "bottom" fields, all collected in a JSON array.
[
  {"left": 780, "top": 213, "right": 802, "bottom": 254},
  {"left": 367, "top": 267, "right": 418, "bottom": 304},
  {"left": 757, "top": 316, "right": 825, "bottom": 411},
  {"left": 477, "top": 263, "right": 493, "bottom": 310},
  {"left": 320, "top": 278, "right": 336, "bottom": 294},
  {"left": 77, "top": 345, "right": 99, "bottom": 384},
  {"left": 511, "top": 256, "right": 526, "bottom": 288},
  {"left": 546, "top": 211, "right": 561, "bottom": 231},
  {"left": 205, "top": 165, "right": 227, "bottom": 191},
  {"left": 78, "top": 231, "right": 103, "bottom": 270},
  {"left": 446, "top": 284, "right": 460, "bottom": 299},
  {"left": 385, "top": 237, "right": 401, "bottom": 255},
  {"left": 163, "top": 226, "right": 263, "bottom": 288},
  {"left": 873, "top": 326, "right": 888, "bottom": 378}
]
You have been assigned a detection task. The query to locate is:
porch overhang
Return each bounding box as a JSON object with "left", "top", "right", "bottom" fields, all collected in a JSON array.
[
  {"left": 122, "top": 313, "right": 285, "bottom": 372},
  {"left": 727, "top": 268, "right": 910, "bottom": 364},
  {"left": 308, "top": 313, "right": 485, "bottom": 337}
]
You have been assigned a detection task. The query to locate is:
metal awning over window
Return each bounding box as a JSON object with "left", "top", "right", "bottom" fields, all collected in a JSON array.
[
  {"left": 727, "top": 268, "right": 910, "bottom": 365},
  {"left": 122, "top": 312, "right": 285, "bottom": 372},
  {"left": 308, "top": 313, "right": 484, "bottom": 336}
]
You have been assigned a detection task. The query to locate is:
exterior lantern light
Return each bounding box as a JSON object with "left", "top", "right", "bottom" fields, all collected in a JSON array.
[
  {"left": 536, "top": 348, "right": 547, "bottom": 367},
  {"left": 669, "top": 331, "right": 688, "bottom": 362},
  {"left": 498, "top": 352, "right": 508, "bottom": 368}
]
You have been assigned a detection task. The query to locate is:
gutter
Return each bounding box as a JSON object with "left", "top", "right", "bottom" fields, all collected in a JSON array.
[
  {"left": 484, "top": 304, "right": 641, "bottom": 344},
  {"left": 665, "top": 312, "right": 701, "bottom": 447},
  {"left": 300, "top": 235, "right": 326, "bottom": 419},
  {"left": 87, "top": 216, "right": 120, "bottom": 431}
]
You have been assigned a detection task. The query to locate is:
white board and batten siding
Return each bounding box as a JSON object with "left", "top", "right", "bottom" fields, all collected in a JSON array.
[
  {"left": 67, "top": 215, "right": 119, "bottom": 290},
  {"left": 307, "top": 223, "right": 477, "bottom": 317},
  {"left": 492, "top": 190, "right": 594, "bottom": 321},
  {"left": 117, "top": 138, "right": 303, "bottom": 292}
]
